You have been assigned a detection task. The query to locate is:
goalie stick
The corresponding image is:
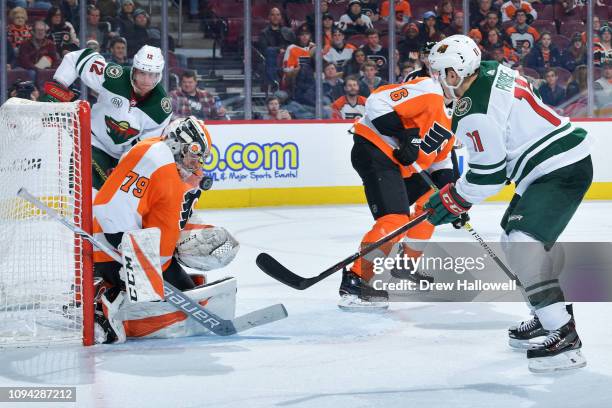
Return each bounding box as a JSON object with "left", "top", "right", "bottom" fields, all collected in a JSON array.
[
  {"left": 256, "top": 212, "right": 431, "bottom": 290},
  {"left": 412, "top": 163, "right": 519, "bottom": 284},
  {"left": 17, "top": 188, "right": 287, "bottom": 336}
]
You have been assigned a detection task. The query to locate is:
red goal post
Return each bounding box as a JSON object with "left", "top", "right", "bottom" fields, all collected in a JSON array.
[{"left": 0, "top": 98, "right": 94, "bottom": 347}]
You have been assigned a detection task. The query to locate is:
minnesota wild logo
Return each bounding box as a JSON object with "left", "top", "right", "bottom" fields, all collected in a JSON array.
[{"left": 105, "top": 116, "right": 140, "bottom": 144}]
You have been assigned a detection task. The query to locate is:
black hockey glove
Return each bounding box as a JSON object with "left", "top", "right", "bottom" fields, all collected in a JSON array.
[
  {"left": 451, "top": 212, "right": 470, "bottom": 229},
  {"left": 392, "top": 128, "right": 421, "bottom": 166}
]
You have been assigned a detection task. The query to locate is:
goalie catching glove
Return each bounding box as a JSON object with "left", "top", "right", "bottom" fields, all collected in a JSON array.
[
  {"left": 176, "top": 214, "right": 240, "bottom": 271},
  {"left": 424, "top": 183, "right": 472, "bottom": 226}
]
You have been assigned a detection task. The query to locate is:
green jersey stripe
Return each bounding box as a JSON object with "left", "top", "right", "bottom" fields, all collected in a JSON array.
[
  {"left": 509, "top": 122, "right": 572, "bottom": 180},
  {"left": 515, "top": 128, "right": 587, "bottom": 185},
  {"left": 77, "top": 53, "right": 100, "bottom": 77},
  {"left": 465, "top": 168, "right": 507, "bottom": 185},
  {"left": 75, "top": 48, "right": 95, "bottom": 67},
  {"left": 468, "top": 158, "right": 507, "bottom": 170}
]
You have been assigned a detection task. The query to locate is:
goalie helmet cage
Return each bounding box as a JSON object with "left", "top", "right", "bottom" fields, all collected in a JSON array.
[{"left": 0, "top": 98, "right": 94, "bottom": 347}]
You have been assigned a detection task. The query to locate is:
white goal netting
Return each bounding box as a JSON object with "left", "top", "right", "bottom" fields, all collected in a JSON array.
[{"left": 0, "top": 98, "right": 93, "bottom": 347}]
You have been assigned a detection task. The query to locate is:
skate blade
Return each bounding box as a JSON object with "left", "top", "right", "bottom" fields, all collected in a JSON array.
[
  {"left": 338, "top": 295, "right": 389, "bottom": 313},
  {"left": 528, "top": 349, "right": 587, "bottom": 373},
  {"left": 508, "top": 336, "right": 547, "bottom": 350}
]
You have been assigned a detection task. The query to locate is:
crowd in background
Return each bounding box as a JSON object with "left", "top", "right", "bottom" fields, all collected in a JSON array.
[{"left": 4, "top": 0, "right": 612, "bottom": 119}]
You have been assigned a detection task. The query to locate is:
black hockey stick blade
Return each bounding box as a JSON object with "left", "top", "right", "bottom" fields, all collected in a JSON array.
[{"left": 256, "top": 253, "right": 316, "bottom": 290}]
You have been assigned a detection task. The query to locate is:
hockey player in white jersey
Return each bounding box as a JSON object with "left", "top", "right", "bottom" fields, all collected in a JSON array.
[
  {"left": 424, "top": 35, "right": 592, "bottom": 372},
  {"left": 42, "top": 45, "right": 172, "bottom": 190}
]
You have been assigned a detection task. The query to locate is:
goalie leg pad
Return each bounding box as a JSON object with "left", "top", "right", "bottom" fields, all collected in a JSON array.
[
  {"left": 121, "top": 228, "right": 165, "bottom": 303},
  {"left": 176, "top": 225, "right": 240, "bottom": 271},
  {"left": 116, "top": 277, "right": 237, "bottom": 339}
]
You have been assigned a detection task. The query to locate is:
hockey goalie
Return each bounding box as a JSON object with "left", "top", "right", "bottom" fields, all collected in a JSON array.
[{"left": 93, "top": 116, "right": 239, "bottom": 343}]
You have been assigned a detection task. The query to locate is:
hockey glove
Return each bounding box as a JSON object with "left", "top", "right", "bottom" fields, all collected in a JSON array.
[
  {"left": 392, "top": 127, "right": 421, "bottom": 166},
  {"left": 41, "top": 81, "right": 80, "bottom": 102},
  {"left": 452, "top": 213, "right": 470, "bottom": 229},
  {"left": 424, "top": 183, "right": 472, "bottom": 226}
]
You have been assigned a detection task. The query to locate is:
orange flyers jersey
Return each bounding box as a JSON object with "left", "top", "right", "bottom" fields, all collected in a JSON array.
[
  {"left": 283, "top": 44, "right": 311, "bottom": 72},
  {"left": 353, "top": 77, "right": 454, "bottom": 178},
  {"left": 93, "top": 137, "right": 202, "bottom": 270}
]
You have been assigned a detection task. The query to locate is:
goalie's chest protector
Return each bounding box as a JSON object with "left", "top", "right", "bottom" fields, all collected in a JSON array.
[{"left": 93, "top": 138, "right": 201, "bottom": 265}]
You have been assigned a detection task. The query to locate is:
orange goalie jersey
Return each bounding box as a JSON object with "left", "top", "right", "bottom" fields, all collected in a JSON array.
[
  {"left": 93, "top": 137, "right": 202, "bottom": 270},
  {"left": 353, "top": 77, "right": 454, "bottom": 177}
]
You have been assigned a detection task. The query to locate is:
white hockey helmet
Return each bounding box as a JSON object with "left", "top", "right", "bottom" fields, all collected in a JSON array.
[
  {"left": 131, "top": 45, "right": 165, "bottom": 89},
  {"left": 428, "top": 35, "right": 481, "bottom": 99},
  {"left": 162, "top": 116, "right": 212, "bottom": 176}
]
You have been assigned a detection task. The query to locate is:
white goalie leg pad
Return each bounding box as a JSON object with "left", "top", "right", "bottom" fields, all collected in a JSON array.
[
  {"left": 115, "top": 277, "right": 237, "bottom": 339},
  {"left": 120, "top": 228, "right": 165, "bottom": 303},
  {"left": 176, "top": 223, "right": 240, "bottom": 271}
]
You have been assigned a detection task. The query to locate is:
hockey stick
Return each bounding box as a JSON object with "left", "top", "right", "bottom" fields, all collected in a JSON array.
[
  {"left": 412, "top": 164, "right": 519, "bottom": 283},
  {"left": 17, "top": 188, "right": 288, "bottom": 336},
  {"left": 256, "top": 212, "right": 431, "bottom": 290}
]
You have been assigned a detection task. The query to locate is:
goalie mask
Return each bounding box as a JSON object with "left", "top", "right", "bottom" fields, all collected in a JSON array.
[{"left": 162, "top": 116, "right": 212, "bottom": 181}]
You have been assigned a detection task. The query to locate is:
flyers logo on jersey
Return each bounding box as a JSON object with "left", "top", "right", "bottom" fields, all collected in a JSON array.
[
  {"left": 105, "top": 116, "right": 140, "bottom": 144},
  {"left": 179, "top": 189, "right": 202, "bottom": 230}
]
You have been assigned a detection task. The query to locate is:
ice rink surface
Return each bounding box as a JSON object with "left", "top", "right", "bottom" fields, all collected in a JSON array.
[{"left": 1, "top": 202, "right": 612, "bottom": 408}]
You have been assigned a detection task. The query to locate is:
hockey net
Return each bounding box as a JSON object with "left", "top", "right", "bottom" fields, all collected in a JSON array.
[{"left": 0, "top": 98, "right": 94, "bottom": 347}]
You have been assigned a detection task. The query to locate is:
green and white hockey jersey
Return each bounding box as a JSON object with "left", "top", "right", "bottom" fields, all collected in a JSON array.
[
  {"left": 452, "top": 61, "right": 591, "bottom": 204},
  {"left": 54, "top": 48, "right": 172, "bottom": 159}
]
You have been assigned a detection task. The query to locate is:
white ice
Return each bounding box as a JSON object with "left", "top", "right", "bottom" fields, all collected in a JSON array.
[{"left": 1, "top": 202, "right": 612, "bottom": 408}]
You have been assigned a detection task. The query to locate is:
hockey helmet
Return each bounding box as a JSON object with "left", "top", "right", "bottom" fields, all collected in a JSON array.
[
  {"left": 428, "top": 35, "right": 481, "bottom": 99},
  {"left": 163, "top": 116, "right": 212, "bottom": 175},
  {"left": 131, "top": 45, "right": 165, "bottom": 89}
]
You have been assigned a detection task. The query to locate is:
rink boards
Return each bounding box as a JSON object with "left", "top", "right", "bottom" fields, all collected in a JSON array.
[{"left": 196, "top": 119, "right": 612, "bottom": 208}]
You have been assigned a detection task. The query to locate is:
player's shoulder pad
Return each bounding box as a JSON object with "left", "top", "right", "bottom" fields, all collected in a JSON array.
[
  {"left": 406, "top": 77, "right": 443, "bottom": 97},
  {"left": 139, "top": 85, "right": 172, "bottom": 124},
  {"left": 101, "top": 63, "right": 132, "bottom": 99}
]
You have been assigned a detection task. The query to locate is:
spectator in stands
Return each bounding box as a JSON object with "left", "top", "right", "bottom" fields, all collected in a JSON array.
[
  {"left": 124, "top": 8, "right": 150, "bottom": 56},
  {"left": 468, "top": 29, "right": 485, "bottom": 54},
  {"left": 262, "top": 96, "right": 292, "bottom": 120},
  {"left": 470, "top": 0, "right": 493, "bottom": 29},
  {"left": 420, "top": 11, "right": 445, "bottom": 43},
  {"left": 594, "top": 26, "right": 612, "bottom": 67},
  {"left": 359, "top": 60, "right": 387, "bottom": 97},
  {"left": 97, "top": 0, "right": 119, "bottom": 22},
  {"left": 400, "top": 60, "right": 418, "bottom": 80},
  {"left": 323, "top": 62, "right": 345, "bottom": 104},
  {"left": 399, "top": 22, "right": 422, "bottom": 61},
  {"left": 443, "top": 10, "right": 465, "bottom": 37},
  {"left": 484, "top": 28, "right": 518, "bottom": 62},
  {"left": 258, "top": 7, "right": 296, "bottom": 88},
  {"left": 324, "top": 28, "right": 357, "bottom": 74},
  {"left": 561, "top": 32, "right": 587, "bottom": 73},
  {"left": 107, "top": 36, "right": 131, "bottom": 65},
  {"left": 565, "top": 64, "right": 588, "bottom": 102},
  {"left": 116, "top": 0, "right": 137, "bottom": 35},
  {"left": 17, "top": 21, "right": 59, "bottom": 75},
  {"left": 436, "top": 0, "right": 455, "bottom": 33},
  {"left": 60, "top": 0, "right": 80, "bottom": 31},
  {"left": 539, "top": 68, "right": 566, "bottom": 107},
  {"left": 478, "top": 10, "right": 501, "bottom": 39},
  {"left": 361, "top": 29, "right": 389, "bottom": 79},
  {"left": 361, "top": 0, "right": 380, "bottom": 23},
  {"left": 86, "top": 5, "right": 112, "bottom": 51},
  {"left": 45, "top": 6, "right": 79, "bottom": 55},
  {"left": 321, "top": 13, "right": 336, "bottom": 50},
  {"left": 344, "top": 48, "right": 367, "bottom": 78},
  {"left": 525, "top": 31, "right": 561, "bottom": 73},
  {"left": 170, "top": 70, "right": 228, "bottom": 121},
  {"left": 380, "top": 0, "right": 412, "bottom": 29},
  {"left": 490, "top": 44, "right": 513, "bottom": 67},
  {"left": 5, "top": 38, "right": 16, "bottom": 69},
  {"left": 331, "top": 76, "right": 367, "bottom": 119},
  {"left": 586, "top": 15, "right": 602, "bottom": 45},
  {"left": 8, "top": 7, "right": 32, "bottom": 53},
  {"left": 500, "top": 0, "right": 537, "bottom": 23},
  {"left": 306, "top": 0, "right": 330, "bottom": 34},
  {"left": 594, "top": 61, "right": 612, "bottom": 113},
  {"left": 506, "top": 9, "right": 539, "bottom": 50},
  {"left": 338, "top": 0, "right": 374, "bottom": 36},
  {"left": 282, "top": 24, "right": 316, "bottom": 93},
  {"left": 274, "top": 90, "right": 314, "bottom": 119}
]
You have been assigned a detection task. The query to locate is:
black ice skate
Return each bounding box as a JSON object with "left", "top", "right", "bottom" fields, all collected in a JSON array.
[
  {"left": 527, "top": 316, "right": 586, "bottom": 373},
  {"left": 338, "top": 269, "right": 389, "bottom": 312},
  {"left": 508, "top": 304, "right": 573, "bottom": 350}
]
